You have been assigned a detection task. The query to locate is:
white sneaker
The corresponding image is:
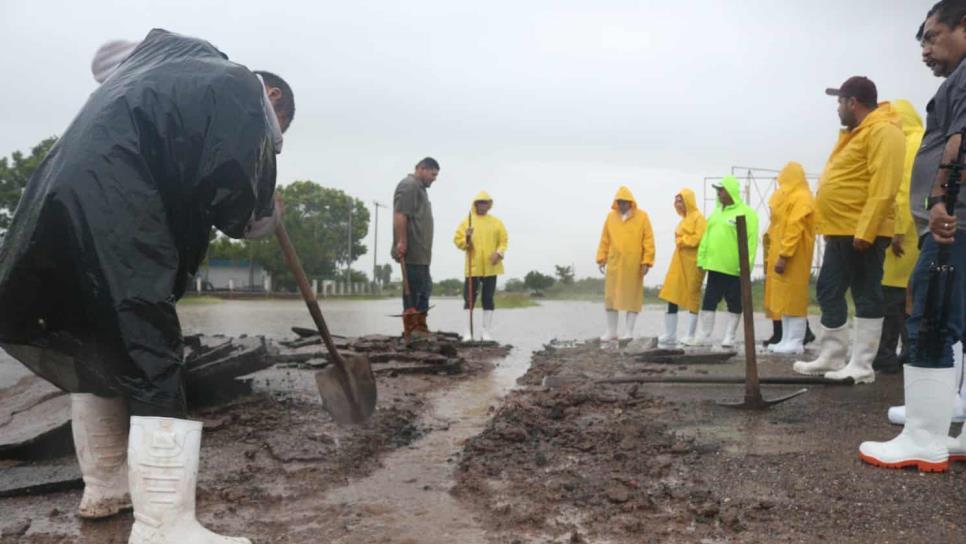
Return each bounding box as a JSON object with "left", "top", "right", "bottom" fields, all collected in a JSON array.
[
  {"left": 825, "top": 317, "right": 882, "bottom": 384},
  {"left": 71, "top": 394, "right": 131, "bottom": 519},
  {"left": 128, "top": 417, "right": 251, "bottom": 544},
  {"left": 793, "top": 324, "right": 849, "bottom": 376},
  {"left": 859, "top": 366, "right": 955, "bottom": 472}
]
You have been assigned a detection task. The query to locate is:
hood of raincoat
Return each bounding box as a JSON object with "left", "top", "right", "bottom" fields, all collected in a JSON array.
[
  {"left": 470, "top": 191, "right": 493, "bottom": 214},
  {"left": 611, "top": 186, "right": 638, "bottom": 211},
  {"left": 856, "top": 101, "right": 902, "bottom": 133},
  {"left": 777, "top": 162, "right": 809, "bottom": 194},
  {"left": 676, "top": 188, "right": 698, "bottom": 218},
  {"left": 715, "top": 176, "right": 743, "bottom": 209},
  {"left": 892, "top": 99, "right": 924, "bottom": 137}
]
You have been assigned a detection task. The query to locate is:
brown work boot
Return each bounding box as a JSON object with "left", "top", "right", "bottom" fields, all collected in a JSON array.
[
  {"left": 411, "top": 312, "right": 432, "bottom": 338},
  {"left": 401, "top": 311, "right": 416, "bottom": 339}
]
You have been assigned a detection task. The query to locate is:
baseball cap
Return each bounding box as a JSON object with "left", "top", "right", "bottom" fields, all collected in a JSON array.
[{"left": 825, "top": 76, "right": 878, "bottom": 106}]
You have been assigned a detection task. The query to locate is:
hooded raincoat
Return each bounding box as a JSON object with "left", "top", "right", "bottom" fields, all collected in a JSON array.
[
  {"left": 453, "top": 191, "right": 509, "bottom": 277},
  {"left": 763, "top": 163, "right": 816, "bottom": 317},
  {"left": 815, "top": 102, "right": 905, "bottom": 242},
  {"left": 0, "top": 29, "right": 277, "bottom": 413},
  {"left": 658, "top": 189, "right": 706, "bottom": 313},
  {"left": 882, "top": 100, "right": 924, "bottom": 288},
  {"left": 697, "top": 176, "right": 759, "bottom": 277},
  {"left": 596, "top": 186, "right": 655, "bottom": 312}
]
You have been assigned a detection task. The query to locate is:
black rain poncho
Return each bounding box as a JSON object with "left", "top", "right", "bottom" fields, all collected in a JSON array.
[{"left": 0, "top": 29, "right": 277, "bottom": 415}]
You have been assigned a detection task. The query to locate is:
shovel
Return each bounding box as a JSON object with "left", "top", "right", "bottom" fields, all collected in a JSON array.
[
  {"left": 718, "top": 215, "right": 806, "bottom": 410},
  {"left": 276, "top": 222, "right": 377, "bottom": 425}
]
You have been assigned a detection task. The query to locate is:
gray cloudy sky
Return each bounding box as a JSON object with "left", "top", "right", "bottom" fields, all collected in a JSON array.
[{"left": 0, "top": 0, "right": 944, "bottom": 286}]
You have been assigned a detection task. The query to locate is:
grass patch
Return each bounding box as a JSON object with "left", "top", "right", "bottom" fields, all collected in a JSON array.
[
  {"left": 495, "top": 292, "right": 540, "bottom": 309},
  {"left": 178, "top": 296, "right": 224, "bottom": 305}
]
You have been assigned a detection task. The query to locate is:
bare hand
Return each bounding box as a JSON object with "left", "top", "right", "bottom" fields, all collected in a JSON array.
[
  {"left": 774, "top": 256, "right": 788, "bottom": 275},
  {"left": 929, "top": 203, "right": 957, "bottom": 244},
  {"left": 465, "top": 227, "right": 474, "bottom": 248},
  {"left": 891, "top": 234, "right": 905, "bottom": 257},
  {"left": 852, "top": 238, "right": 871, "bottom": 252},
  {"left": 641, "top": 264, "right": 651, "bottom": 276},
  {"left": 395, "top": 241, "right": 407, "bottom": 260},
  {"left": 598, "top": 262, "right": 606, "bottom": 274},
  {"left": 490, "top": 252, "right": 502, "bottom": 265}
]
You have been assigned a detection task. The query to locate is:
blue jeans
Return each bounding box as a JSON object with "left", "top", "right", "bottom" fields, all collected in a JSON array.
[
  {"left": 402, "top": 264, "right": 432, "bottom": 312},
  {"left": 906, "top": 233, "right": 966, "bottom": 368}
]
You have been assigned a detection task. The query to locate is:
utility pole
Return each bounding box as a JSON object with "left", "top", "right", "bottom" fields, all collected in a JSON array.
[
  {"left": 346, "top": 198, "right": 353, "bottom": 294},
  {"left": 372, "top": 200, "right": 386, "bottom": 289}
]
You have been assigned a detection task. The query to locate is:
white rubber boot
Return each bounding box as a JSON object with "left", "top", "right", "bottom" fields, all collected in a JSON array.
[
  {"left": 621, "top": 312, "right": 638, "bottom": 341},
  {"left": 767, "top": 316, "right": 789, "bottom": 353},
  {"left": 772, "top": 317, "right": 806, "bottom": 355},
  {"left": 825, "top": 317, "right": 882, "bottom": 384},
  {"left": 859, "top": 365, "right": 956, "bottom": 472},
  {"left": 680, "top": 311, "right": 714, "bottom": 347},
  {"left": 461, "top": 311, "right": 473, "bottom": 342},
  {"left": 600, "top": 310, "right": 619, "bottom": 342},
  {"left": 72, "top": 394, "right": 131, "bottom": 519},
  {"left": 658, "top": 312, "right": 678, "bottom": 348},
  {"left": 889, "top": 342, "right": 965, "bottom": 425},
  {"left": 679, "top": 312, "right": 699, "bottom": 345},
  {"left": 720, "top": 312, "right": 741, "bottom": 348},
  {"left": 128, "top": 417, "right": 251, "bottom": 544},
  {"left": 793, "top": 324, "right": 849, "bottom": 376},
  {"left": 481, "top": 310, "right": 494, "bottom": 342}
]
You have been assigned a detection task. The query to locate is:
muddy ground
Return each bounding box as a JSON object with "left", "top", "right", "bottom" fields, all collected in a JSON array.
[
  {"left": 454, "top": 340, "right": 966, "bottom": 543},
  {"left": 0, "top": 337, "right": 508, "bottom": 544}
]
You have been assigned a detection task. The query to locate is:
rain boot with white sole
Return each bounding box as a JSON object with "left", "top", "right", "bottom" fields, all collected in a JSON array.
[
  {"left": 720, "top": 312, "right": 741, "bottom": 348},
  {"left": 678, "top": 312, "right": 699, "bottom": 345},
  {"left": 825, "top": 317, "right": 882, "bottom": 384},
  {"left": 793, "top": 324, "right": 849, "bottom": 376},
  {"left": 128, "top": 417, "right": 251, "bottom": 544},
  {"left": 621, "top": 312, "right": 638, "bottom": 341},
  {"left": 600, "top": 310, "right": 619, "bottom": 342},
  {"left": 72, "top": 394, "right": 131, "bottom": 519},
  {"left": 481, "top": 310, "right": 494, "bottom": 342},
  {"left": 859, "top": 365, "right": 956, "bottom": 472},
  {"left": 772, "top": 316, "right": 807, "bottom": 355},
  {"left": 767, "top": 316, "right": 789, "bottom": 353},
  {"left": 658, "top": 312, "right": 678, "bottom": 348},
  {"left": 680, "top": 311, "right": 714, "bottom": 347}
]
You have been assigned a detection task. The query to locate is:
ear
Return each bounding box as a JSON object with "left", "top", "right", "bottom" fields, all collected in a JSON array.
[{"left": 267, "top": 86, "right": 283, "bottom": 102}]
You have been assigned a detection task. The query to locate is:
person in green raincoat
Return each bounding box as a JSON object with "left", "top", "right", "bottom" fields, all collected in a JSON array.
[{"left": 684, "top": 176, "right": 759, "bottom": 348}]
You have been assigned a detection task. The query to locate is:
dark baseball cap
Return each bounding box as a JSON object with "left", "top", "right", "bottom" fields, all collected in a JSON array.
[{"left": 825, "top": 76, "right": 878, "bottom": 106}]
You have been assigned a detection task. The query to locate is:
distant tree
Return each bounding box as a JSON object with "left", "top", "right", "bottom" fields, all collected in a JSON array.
[
  {"left": 0, "top": 137, "right": 58, "bottom": 235},
  {"left": 524, "top": 270, "right": 556, "bottom": 291},
  {"left": 375, "top": 263, "right": 393, "bottom": 285},
  {"left": 434, "top": 278, "right": 464, "bottom": 296},
  {"left": 554, "top": 265, "right": 575, "bottom": 285},
  {"left": 503, "top": 278, "right": 526, "bottom": 292}
]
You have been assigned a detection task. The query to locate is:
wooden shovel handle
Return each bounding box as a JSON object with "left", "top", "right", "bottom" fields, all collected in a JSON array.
[{"left": 275, "top": 222, "right": 346, "bottom": 370}]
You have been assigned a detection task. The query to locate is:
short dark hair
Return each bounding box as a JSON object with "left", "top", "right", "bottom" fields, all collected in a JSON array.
[
  {"left": 254, "top": 70, "right": 295, "bottom": 127},
  {"left": 919, "top": 0, "right": 966, "bottom": 40},
  {"left": 416, "top": 157, "right": 440, "bottom": 170}
]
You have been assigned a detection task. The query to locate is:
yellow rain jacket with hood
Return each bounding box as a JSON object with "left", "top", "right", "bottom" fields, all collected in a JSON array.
[
  {"left": 764, "top": 162, "right": 816, "bottom": 317},
  {"left": 658, "top": 189, "right": 706, "bottom": 313},
  {"left": 882, "top": 99, "right": 923, "bottom": 288},
  {"left": 454, "top": 191, "right": 509, "bottom": 277},
  {"left": 815, "top": 102, "right": 905, "bottom": 241},
  {"left": 596, "top": 186, "right": 655, "bottom": 312}
]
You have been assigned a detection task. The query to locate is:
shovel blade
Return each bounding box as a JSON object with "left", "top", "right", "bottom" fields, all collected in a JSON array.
[
  {"left": 717, "top": 388, "right": 808, "bottom": 410},
  {"left": 315, "top": 354, "right": 378, "bottom": 425}
]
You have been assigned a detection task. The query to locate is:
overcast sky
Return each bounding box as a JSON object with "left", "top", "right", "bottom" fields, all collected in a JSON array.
[{"left": 0, "top": 0, "right": 945, "bottom": 286}]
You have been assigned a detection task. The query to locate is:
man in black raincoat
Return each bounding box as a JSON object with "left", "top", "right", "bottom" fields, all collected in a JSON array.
[{"left": 0, "top": 29, "right": 294, "bottom": 543}]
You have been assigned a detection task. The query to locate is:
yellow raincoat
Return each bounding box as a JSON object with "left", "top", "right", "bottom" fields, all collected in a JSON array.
[
  {"left": 815, "top": 102, "right": 905, "bottom": 241},
  {"left": 658, "top": 189, "right": 706, "bottom": 313},
  {"left": 764, "top": 162, "right": 816, "bottom": 317},
  {"left": 596, "top": 186, "right": 655, "bottom": 312},
  {"left": 453, "top": 191, "right": 509, "bottom": 277},
  {"left": 882, "top": 99, "right": 924, "bottom": 288}
]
